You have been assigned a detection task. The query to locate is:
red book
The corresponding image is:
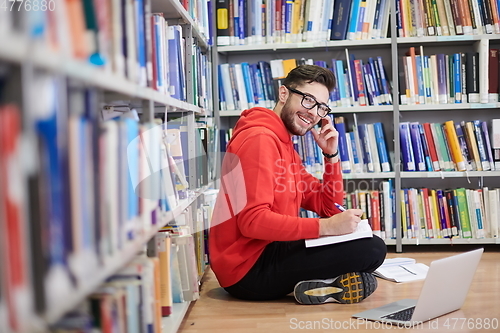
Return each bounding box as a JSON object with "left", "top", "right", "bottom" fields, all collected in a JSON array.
[
  {"left": 423, "top": 123, "right": 441, "bottom": 171},
  {"left": 371, "top": 190, "right": 381, "bottom": 235},
  {"left": 150, "top": 15, "right": 158, "bottom": 91},
  {"left": 0, "top": 104, "right": 28, "bottom": 331},
  {"left": 420, "top": 188, "right": 434, "bottom": 238}
]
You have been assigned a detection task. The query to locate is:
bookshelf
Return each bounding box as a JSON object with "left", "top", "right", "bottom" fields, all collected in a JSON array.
[
  {"left": 0, "top": 0, "right": 215, "bottom": 332},
  {"left": 212, "top": 0, "right": 500, "bottom": 253}
]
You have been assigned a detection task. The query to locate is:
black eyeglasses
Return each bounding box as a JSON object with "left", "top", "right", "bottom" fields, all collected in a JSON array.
[{"left": 285, "top": 86, "right": 331, "bottom": 118}]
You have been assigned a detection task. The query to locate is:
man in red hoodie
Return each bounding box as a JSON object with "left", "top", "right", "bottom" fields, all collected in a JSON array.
[{"left": 209, "top": 65, "right": 386, "bottom": 305}]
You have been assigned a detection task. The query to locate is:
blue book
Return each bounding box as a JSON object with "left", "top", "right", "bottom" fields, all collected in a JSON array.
[
  {"left": 373, "top": 122, "right": 391, "bottom": 172},
  {"left": 249, "top": 63, "right": 265, "bottom": 106},
  {"left": 436, "top": 190, "right": 450, "bottom": 238},
  {"left": 356, "top": 1, "right": 366, "bottom": 38},
  {"left": 284, "top": 0, "right": 293, "bottom": 41},
  {"left": 153, "top": 15, "right": 164, "bottom": 92},
  {"left": 347, "top": 0, "right": 361, "bottom": 40},
  {"left": 135, "top": 0, "right": 147, "bottom": 86},
  {"left": 410, "top": 122, "right": 426, "bottom": 171},
  {"left": 334, "top": 118, "right": 351, "bottom": 173},
  {"left": 218, "top": 68, "right": 226, "bottom": 110},
  {"left": 473, "top": 120, "right": 491, "bottom": 171},
  {"left": 124, "top": 118, "right": 139, "bottom": 221},
  {"left": 336, "top": 60, "right": 348, "bottom": 106},
  {"left": 454, "top": 53, "right": 462, "bottom": 103},
  {"left": 330, "top": 59, "right": 340, "bottom": 105},
  {"left": 241, "top": 62, "right": 255, "bottom": 107},
  {"left": 304, "top": 132, "right": 316, "bottom": 170},
  {"left": 415, "top": 55, "right": 425, "bottom": 104},
  {"left": 399, "top": 122, "right": 416, "bottom": 171},
  {"left": 455, "top": 123, "right": 472, "bottom": 171},
  {"left": 36, "top": 111, "right": 68, "bottom": 267},
  {"left": 330, "top": 0, "right": 352, "bottom": 40},
  {"left": 481, "top": 121, "right": 495, "bottom": 171},
  {"left": 376, "top": 56, "right": 391, "bottom": 104},
  {"left": 368, "top": 59, "right": 383, "bottom": 105},
  {"left": 349, "top": 131, "right": 362, "bottom": 173},
  {"left": 358, "top": 124, "right": 375, "bottom": 172},
  {"left": 168, "top": 25, "right": 183, "bottom": 100},
  {"left": 362, "top": 63, "right": 376, "bottom": 105},
  {"left": 372, "top": 0, "right": 384, "bottom": 35},
  {"left": 238, "top": 0, "right": 245, "bottom": 43}
]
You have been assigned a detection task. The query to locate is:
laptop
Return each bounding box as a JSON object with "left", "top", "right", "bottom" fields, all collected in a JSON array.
[{"left": 352, "top": 248, "right": 484, "bottom": 327}]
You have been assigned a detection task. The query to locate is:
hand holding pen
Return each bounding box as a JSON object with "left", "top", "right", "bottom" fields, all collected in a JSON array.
[{"left": 318, "top": 203, "right": 363, "bottom": 236}]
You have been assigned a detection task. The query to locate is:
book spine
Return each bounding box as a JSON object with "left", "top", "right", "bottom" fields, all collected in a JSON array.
[
  {"left": 410, "top": 122, "right": 427, "bottom": 171},
  {"left": 473, "top": 119, "right": 491, "bottom": 170},
  {"left": 400, "top": 122, "right": 416, "bottom": 171}
]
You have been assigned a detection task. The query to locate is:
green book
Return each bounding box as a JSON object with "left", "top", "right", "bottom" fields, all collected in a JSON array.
[{"left": 455, "top": 188, "right": 472, "bottom": 238}]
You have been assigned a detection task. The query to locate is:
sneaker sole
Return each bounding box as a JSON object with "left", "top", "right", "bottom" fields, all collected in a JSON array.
[{"left": 294, "top": 272, "right": 377, "bottom": 305}]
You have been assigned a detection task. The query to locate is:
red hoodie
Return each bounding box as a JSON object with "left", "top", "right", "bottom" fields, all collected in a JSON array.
[{"left": 209, "top": 107, "right": 344, "bottom": 288}]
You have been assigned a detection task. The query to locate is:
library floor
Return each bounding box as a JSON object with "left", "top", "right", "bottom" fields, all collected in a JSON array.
[{"left": 178, "top": 247, "right": 500, "bottom": 333}]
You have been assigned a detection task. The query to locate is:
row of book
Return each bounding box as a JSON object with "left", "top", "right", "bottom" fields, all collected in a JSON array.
[
  {"left": 400, "top": 44, "right": 500, "bottom": 105},
  {"left": 397, "top": 0, "right": 500, "bottom": 37},
  {"left": 50, "top": 189, "right": 217, "bottom": 333},
  {"left": 333, "top": 117, "right": 392, "bottom": 174},
  {"left": 300, "top": 181, "right": 395, "bottom": 239},
  {"left": 398, "top": 187, "right": 500, "bottom": 240},
  {"left": 218, "top": 53, "right": 393, "bottom": 112},
  {"left": 215, "top": 0, "right": 392, "bottom": 45},
  {"left": 336, "top": 185, "right": 500, "bottom": 241},
  {"left": 0, "top": 77, "right": 214, "bottom": 332},
  {"left": 400, "top": 119, "right": 500, "bottom": 172},
  {"left": 2, "top": 0, "right": 212, "bottom": 109},
  {"left": 220, "top": 117, "right": 392, "bottom": 177}
]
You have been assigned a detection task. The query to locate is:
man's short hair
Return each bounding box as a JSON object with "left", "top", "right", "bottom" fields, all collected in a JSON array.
[{"left": 282, "top": 64, "right": 335, "bottom": 92}]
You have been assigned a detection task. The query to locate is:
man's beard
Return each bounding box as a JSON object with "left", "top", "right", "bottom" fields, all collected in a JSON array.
[{"left": 280, "top": 101, "right": 317, "bottom": 136}]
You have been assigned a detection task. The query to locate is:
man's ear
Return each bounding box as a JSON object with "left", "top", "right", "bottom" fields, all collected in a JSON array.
[{"left": 278, "top": 85, "right": 289, "bottom": 103}]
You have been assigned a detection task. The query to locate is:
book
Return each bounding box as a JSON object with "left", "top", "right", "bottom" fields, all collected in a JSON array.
[
  {"left": 373, "top": 258, "right": 429, "bottom": 283},
  {"left": 305, "top": 219, "right": 373, "bottom": 247}
]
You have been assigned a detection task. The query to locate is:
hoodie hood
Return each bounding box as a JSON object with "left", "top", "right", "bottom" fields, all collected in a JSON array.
[{"left": 230, "top": 107, "right": 291, "bottom": 144}]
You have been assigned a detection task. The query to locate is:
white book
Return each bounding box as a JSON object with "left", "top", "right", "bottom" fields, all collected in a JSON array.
[
  {"left": 474, "top": 39, "right": 490, "bottom": 103},
  {"left": 125, "top": 0, "right": 138, "bottom": 84},
  {"left": 367, "top": 124, "right": 381, "bottom": 173},
  {"left": 379, "top": 0, "right": 392, "bottom": 39},
  {"left": 442, "top": 0, "right": 456, "bottom": 35},
  {"left": 382, "top": 181, "right": 393, "bottom": 239},
  {"left": 429, "top": 55, "right": 440, "bottom": 105},
  {"left": 219, "top": 63, "right": 235, "bottom": 111},
  {"left": 305, "top": 219, "right": 373, "bottom": 247},
  {"left": 265, "top": 0, "right": 274, "bottom": 44},
  {"left": 363, "top": 0, "right": 377, "bottom": 39},
  {"left": 373, "top": 258, "right": 429, "bottom": 283},
  {"left": 234, "top": 64, "right": 249, "bottom": 111},
  {"left": 489, "top": 189, "right": 499, "bottom": 238},
  {"left": 492, "top": 119, "right": 500, "bottom": 169},
  {"left": 254, "top": 0, "right": 263, "bottom": 44}
]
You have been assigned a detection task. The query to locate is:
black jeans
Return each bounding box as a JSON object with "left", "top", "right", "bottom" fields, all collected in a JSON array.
[{"left": 224, "top": 236, "right": 387, "bottom": 301}]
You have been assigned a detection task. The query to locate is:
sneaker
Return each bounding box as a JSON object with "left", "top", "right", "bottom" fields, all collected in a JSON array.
[{"left": 293, "top": 272, "right": 377, "bottom": 305}]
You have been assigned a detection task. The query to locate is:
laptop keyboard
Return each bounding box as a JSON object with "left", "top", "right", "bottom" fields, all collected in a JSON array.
[{"left": 382, "top": 307, "right": 415, "bottom": 321}]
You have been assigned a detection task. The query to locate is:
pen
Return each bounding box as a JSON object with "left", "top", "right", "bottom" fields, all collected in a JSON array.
[
  {"left": 334, "top": 202, "right": 346, "bottom": 212},
  {"left": 399, "top": 265, "right": 417, "bottom": 275}
]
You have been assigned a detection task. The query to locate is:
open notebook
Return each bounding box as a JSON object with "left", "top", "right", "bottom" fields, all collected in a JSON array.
[{"left": 305, "top": 219, "right": 373, "bottom": 247}]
